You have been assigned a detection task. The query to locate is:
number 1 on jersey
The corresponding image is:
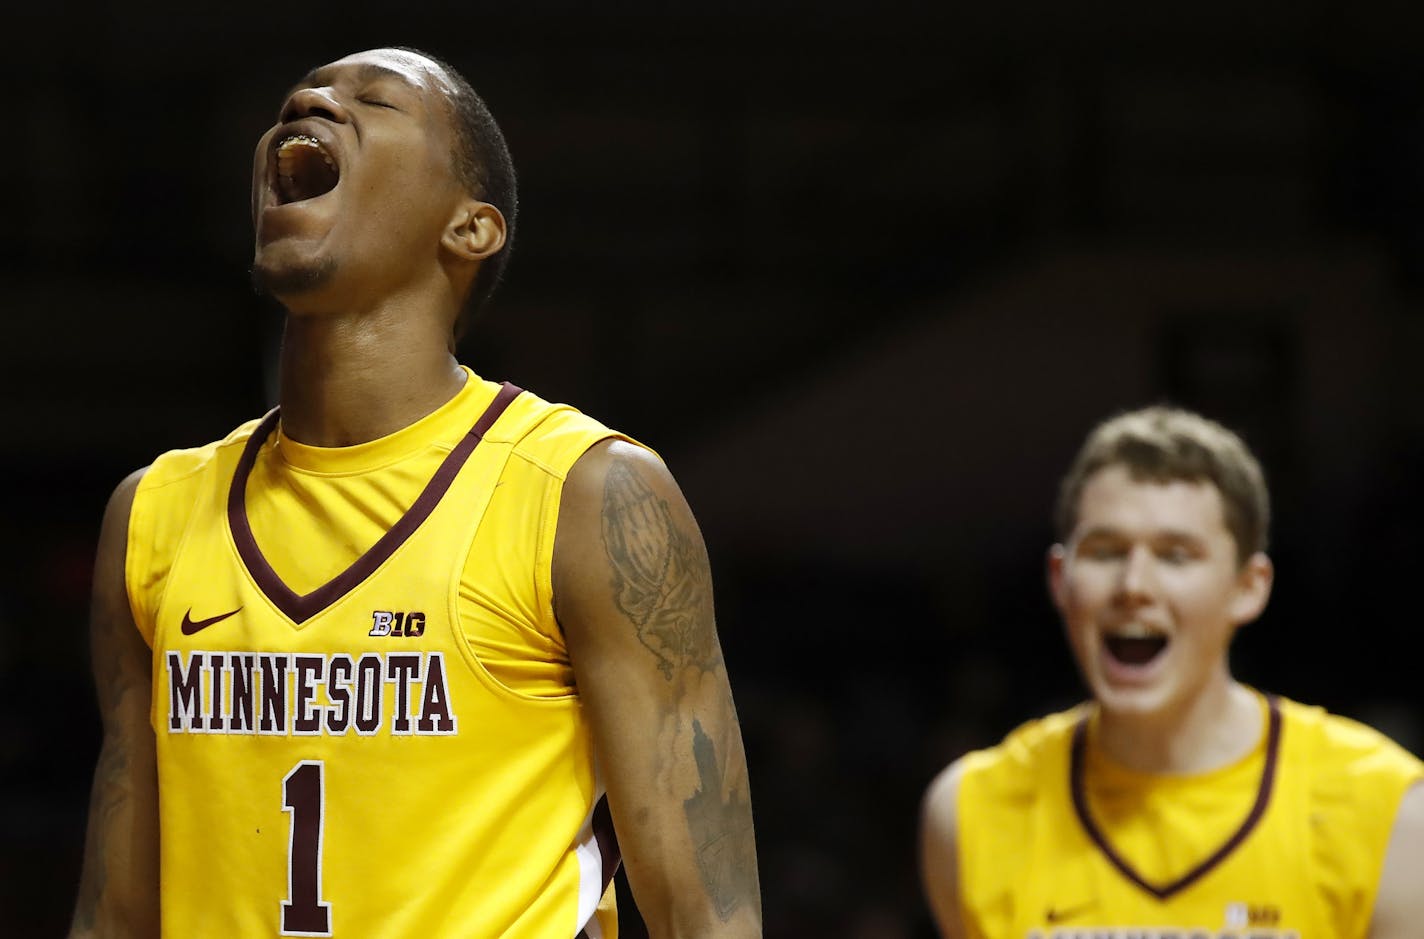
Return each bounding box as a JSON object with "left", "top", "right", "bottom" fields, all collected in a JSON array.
[{"left": 282, "top": 760, "right": 333, "bottom": 936}]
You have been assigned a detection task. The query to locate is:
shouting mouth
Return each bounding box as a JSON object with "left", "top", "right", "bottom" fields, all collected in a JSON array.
[
  {"left": 272, "top": 134, "right": 339, "bottom": 204},
  {"left": 1103, "top": 629, "right": 1169, "bottom": 668}
]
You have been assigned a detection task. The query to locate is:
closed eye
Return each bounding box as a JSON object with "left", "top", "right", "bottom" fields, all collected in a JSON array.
[
  {"left": 358, "top": 97, "right": 399, "bottom": 110},
  {"left": 1151, "top": 532, "right": 1207, "bottom": 564},
  {"left": 1077, "top": 538, "right": 1127, "bottom": 561}
]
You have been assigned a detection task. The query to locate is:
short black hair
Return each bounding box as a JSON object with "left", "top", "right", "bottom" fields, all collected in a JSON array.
[{"left": 400, "top": 47, "right": 518, "bottom": 337}]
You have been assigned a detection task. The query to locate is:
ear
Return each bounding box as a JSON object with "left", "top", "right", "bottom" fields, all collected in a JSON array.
[
  {"left": 1047, "top": 544, "right": 1069, "bottom": 614},
  {"left": 1228, "top": 551, "right": 1274, "bottom": 626},
  {"left": 442, "top": 199, "right": 506, "bottom": 261}
]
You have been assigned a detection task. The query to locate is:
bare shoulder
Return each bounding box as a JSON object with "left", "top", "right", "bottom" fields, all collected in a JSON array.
[
  {"left": 104, "top": 467, "right": 149, "bottom": 530},
  {"left": 92, "top": 467, "right": 150, "bottom": 619},
  {"left": 1371, "top": 781, "right": 1424, "bottom": 939},
  {"left": 557, "top": 439, "right": 690, "bottom": 569},
  {"left": 1389, "top": 779, "right": 1424, "bottom": 849},
  {"left": 554, "top": 437, "right": 715, "bottom": 675},
  {"left": 920, "top": 757, "right": 971, "bottom": 939},
  {"left": 921, "top": 757, "right": 969, "bottom": 847},
  {"left": 1393, "top": 778, "right": 1424, "bottom": 826},
  {"left": 561, "top": 438, "right": 681, "bottom": 511}
]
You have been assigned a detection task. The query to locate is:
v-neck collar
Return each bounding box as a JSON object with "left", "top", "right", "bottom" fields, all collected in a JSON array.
[
  {"left": 1069, "top": 694, "right": 1282, "bottom": 901},
  {"left": 227, "top": 382, "right": 523, "bottom": 625}
]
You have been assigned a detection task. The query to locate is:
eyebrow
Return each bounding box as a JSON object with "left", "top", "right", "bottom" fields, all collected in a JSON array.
[
  {"left": 1076, "top": 526, "right": 1206, "bottom": 543},
  {"left": 286, "top": 62, "right": 420, "bottom": 100}
]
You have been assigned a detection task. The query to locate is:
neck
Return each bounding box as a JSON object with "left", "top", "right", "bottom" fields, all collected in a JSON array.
[
  {"left": 277, "top": 302, "right": 466, "bottom": 447},
  {"left": 1094, "top": 677, "right": 1262, "bottom": 775}
]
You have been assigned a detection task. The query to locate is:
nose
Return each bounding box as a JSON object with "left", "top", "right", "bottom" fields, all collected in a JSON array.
[
  {"left": 1115, "top": 545, "right": 1156, "bottom": 605},
  {"left": 280, "top": 86, "right": 349, "bottom": 125}
]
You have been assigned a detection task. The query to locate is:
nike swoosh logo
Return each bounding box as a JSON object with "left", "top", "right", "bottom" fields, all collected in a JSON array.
[
  {"left": 181, "top": 607, "right": 242, "bottom": 635},
  {"left": 1045, "top": 901, "right": 1098, "bottom": 924}
]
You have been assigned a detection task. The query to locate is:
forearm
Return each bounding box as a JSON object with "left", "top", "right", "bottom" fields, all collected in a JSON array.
[
  {"left": 615, "top": 670, "right": 761, "bottom": 937},
  {"left": 70, "top": 729, "right": 159, "bottom": 938}
]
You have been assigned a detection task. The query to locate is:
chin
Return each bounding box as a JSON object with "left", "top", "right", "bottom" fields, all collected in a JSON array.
[
  {"left": 251, "top": 254, "right": 338, "bottom": 302},
  {"left": 1091, "top": 677, "right": 1179, "bottom": 720}
]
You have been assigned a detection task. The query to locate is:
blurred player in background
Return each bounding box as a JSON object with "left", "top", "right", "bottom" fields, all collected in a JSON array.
[
  {"left": 69, "top": 46, "right": 760, "bottom": 938},
  {"left": 921, "top": 406, "right": 1422, "bottom": 938}
]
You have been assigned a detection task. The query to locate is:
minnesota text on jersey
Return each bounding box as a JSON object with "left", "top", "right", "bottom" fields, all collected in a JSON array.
[{"left": 165, "top": 650, "right": 457, "bottom": 736}]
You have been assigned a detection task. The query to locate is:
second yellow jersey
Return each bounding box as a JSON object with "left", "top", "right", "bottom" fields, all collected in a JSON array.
[
  {"left": 127, "top": 371, "right": 628, "bottom": 938},
  {"left": 954, "top": 693, "right": 1423, "bottom": 939}
]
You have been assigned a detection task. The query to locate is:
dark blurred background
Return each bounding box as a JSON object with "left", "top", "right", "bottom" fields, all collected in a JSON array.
[{"left": 4, "top": 2, "right": 1423, "bottom": 935}]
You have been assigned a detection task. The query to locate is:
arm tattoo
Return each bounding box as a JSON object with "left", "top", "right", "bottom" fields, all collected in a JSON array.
[
  {"left": 600, "top": 460, "right": 760, "bottom": 920},
  {"left": 683, "top": 719, "right": 760, "bottom": 921},
  {"left": 601, "top": 460, "right": 721, "bottom": 678}
]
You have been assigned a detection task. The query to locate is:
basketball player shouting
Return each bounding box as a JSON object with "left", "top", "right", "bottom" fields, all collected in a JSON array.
[
  {"left": 921, "top": 407, "right": 1422, "bottom": 938},
  {"left": 69, "top": 47, "right": 761, "bottom": 938}
]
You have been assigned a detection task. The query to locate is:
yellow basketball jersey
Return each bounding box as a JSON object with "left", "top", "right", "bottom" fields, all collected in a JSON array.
[
  {"left": 954, "top": 693, "right": 1424, "bottom": 939},
  {"left": 127, "top": 371, "right": 627, "bottom": 938}
]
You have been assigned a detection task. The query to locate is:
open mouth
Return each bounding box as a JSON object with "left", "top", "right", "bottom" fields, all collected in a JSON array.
[
  {"left": 273, "top": 134, "right": 339, "bottom": 205},
  {"left": 1103, "top": 634, "right": 1168, "bottom": 667}
]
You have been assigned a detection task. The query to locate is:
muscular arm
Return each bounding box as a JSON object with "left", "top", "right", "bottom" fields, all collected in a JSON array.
[
  {"left": 920, "top": 760, "right": 968, "bottom": 939},
  {"left": 69, "top": 470, "right": 159, "bottom": 939},
  {"left": 1368, "top": 781, "right": 1424, "bottom": 939},
  {"left": 554, "top": 440, "right": 762, "bottom": 937}
]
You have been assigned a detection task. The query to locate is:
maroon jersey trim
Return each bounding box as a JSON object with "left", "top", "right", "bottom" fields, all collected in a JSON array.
[
  {"left": 228, "top": 382, "right": 524, "bottom": 625},
  {"left": 1069, "top": 693, "right": 1282, "bottom": 901},
  {"left": 593, "top": 795, "right": 621, "bottom": 890},
  {"left": 575, "top": 796, "right": 622, "bottom": 939}
]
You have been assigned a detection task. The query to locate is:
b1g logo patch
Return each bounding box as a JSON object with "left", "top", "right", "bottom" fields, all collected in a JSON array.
[
  {"left": 1226, "top": 902, "right": 1282, "bottom": 928},
  {"left": 369, "top": 611, "right": 426, "bottom": 637}
]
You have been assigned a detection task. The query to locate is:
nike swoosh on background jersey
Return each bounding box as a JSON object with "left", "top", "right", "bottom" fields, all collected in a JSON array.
[
  {"left": 181, "top": 607, "right": 242, "bottom": 635},
  {"left": 1045, "top": 901, "right": 1098, "bottom": 924}
]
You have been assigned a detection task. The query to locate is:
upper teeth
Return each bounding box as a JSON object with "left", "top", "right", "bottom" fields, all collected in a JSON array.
[
  {"left": 1108, "top": 625, "right": 1162, "bottom": 639},
  {"left": 276, "top": 135, "right": 336, "bottom": 173}
]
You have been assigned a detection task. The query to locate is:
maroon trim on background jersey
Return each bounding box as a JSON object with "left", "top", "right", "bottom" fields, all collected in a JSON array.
[
  {"left": 228, "top": 382, "right": 524, "bottom": 625},
  {"left": 574, "top": 796, "right": 623, "bottom": 939},
  {"left": 1069, "top": 693, "right": 1283, "bottom": 901},
  {"left": 593, "top": 795, "right": 622, "bottom": 888}
]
